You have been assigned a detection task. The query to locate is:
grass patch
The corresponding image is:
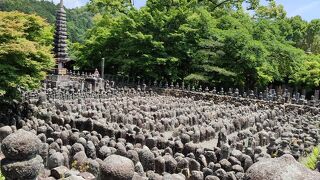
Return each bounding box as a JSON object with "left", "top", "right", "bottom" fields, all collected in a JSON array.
[{"left": 300, "top": 145, "right": 320, "bottom": 170}]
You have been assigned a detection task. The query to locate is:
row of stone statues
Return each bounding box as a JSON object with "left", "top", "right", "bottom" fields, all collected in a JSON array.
[
  {"left": 20, "top": 71, "right": 320, "bottom": 108},
  {"left": 1, "top": 83, "right": 319, "bottom": 179}
]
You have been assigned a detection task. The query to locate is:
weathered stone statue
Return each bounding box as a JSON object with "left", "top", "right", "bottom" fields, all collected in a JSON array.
[{"left": 1, "top": 129, "right": 43, "bottom": 180}]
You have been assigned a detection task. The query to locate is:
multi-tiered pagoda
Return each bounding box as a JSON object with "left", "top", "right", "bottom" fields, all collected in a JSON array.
[
  {"left": 47, "top": 0, "right": 101, "bottom": 89},
  {"left": 53, "top": 0, "right": 69, "bottom": 75}
]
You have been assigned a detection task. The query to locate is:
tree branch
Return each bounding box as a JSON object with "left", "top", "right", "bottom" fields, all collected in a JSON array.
[{"left": 209, "top": 0, "right": 243, "bottom": 11}]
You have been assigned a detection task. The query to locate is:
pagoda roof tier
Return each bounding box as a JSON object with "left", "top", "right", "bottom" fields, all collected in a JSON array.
[
  {"left": 56, "top": 10, "right": 65, "bottom": 13},
  {"left": 55, "top": 57, "right": 69, "bottom": 62},
  {"left": 54, "top": 42, "right": 67, "bottom": 46},
  {"left": 54, "top": 39, "right": 67, "bottom": 43},
  {"left": 54, "top": 51, "right": 66, "bottom": 55},
  {"left": 55, "top": 23, "right": 67, "bottom": 27},
  {"left": 54, "top": 34, "right": 67, "bottom": 39},
  {"left": 56, "top": 13, "right": 66, "bottom": 18},
  {"left": 56, "top": 44, "right": 67, "bottom": 48},
  {"left": 55, "top": 25, "right": 66, "bottom": 29},
  {"left": 55, "top": 31, "right": 67, "bottom": 36},
  {"left": 56, "top": 20, "right": 67, "bottom": 24},
  {"left": 57, "top": 17, "right": 67, "bottom": 22},
  {"left": 54, "top": 48, "right": 68, "bottom": 52},
  {"left": 56, "top": 51, "right": 68, "bottom": 55},
  {"left": 56, "top": 28, "right": 67, "bottom": 32},
  {"left": 57, "top": 8, "right": 66, "bottom": 13},
  {"left": 56, "top": 15, "right": 67, "bottom": 19},
  {"left": 54, "top": 29, "right": 66, "bottom": 33},
  {"left": 54, "top": 53, "right": 68, "bottom": 57},
  {"left": 56, "top": 12, "right": 66, "bottom": 16},
  {"left": 54, "top": 49, "right": 68, "bottom": 53},
  {"left": 54, "top": 45, "right": 68, "bottom": 50}
]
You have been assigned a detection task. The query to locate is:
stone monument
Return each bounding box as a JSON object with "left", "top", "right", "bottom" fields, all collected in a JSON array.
[
  {"left": 54, "top": 0, "right": 69, "bottom": 74},
  {"left": 47, "top": 0, "right": 71, "bottom": 87}
]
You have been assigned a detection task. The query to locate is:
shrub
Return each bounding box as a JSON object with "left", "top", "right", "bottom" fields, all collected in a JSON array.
[{"left": 301, "top": 145, "right": 320, "bottom": 170}]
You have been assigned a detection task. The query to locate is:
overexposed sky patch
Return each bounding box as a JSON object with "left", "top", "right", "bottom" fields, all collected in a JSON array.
[
  {"left": 287, "top": 1, "right": 320, "bottom": 17},
  {"left": 275, "top": 0, "right": 320, "bottom": 21}
]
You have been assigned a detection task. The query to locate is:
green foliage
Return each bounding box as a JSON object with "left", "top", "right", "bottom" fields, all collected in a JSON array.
[
  {"left": 0, "top": 11, "right": 55, "bottom": 98},
  {"left": 291, "top": 54, "right": 320, "bottom": 89},
  {"left": 254, "top": 0, "right": 286, "bottom": 19},
  {"left": 66, "top": 0, "right": 320, "bottom": 89},
  {"left": 287, "top": 16, "right": 308, "bottom": 49},
  {"left": 66, "top": 7, "right": 94, "bottom": 43},
  {"left": 306, "top": 19, "right": 320, "bottom": 54},
  {"left": 301, "top": 145, "right": 320, "bottom": 170},
  {"left": 0, "top": 171, "right": 4, "bottom": 180},
  {"left": 0, "top": 0, "right": 56, "bottom": 22},
  {"left": 185, "top": 73, "right": 209, "bottom": 83},
  {"left": 77, "top": 0, "right": 262, "bottom": 86},
  {"left": 0, "top": 0, "right": 93, "bottom": 43},
  {"left": 283, "top": 16, "right": 320, "bottom": 55},
  {"left": 88, "top": 0, "right": 133, "bottom": 14}
]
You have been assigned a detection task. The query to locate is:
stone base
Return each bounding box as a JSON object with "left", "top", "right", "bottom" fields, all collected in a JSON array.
[
  {"left": 47, "top": 75, "right": 72, "bottom": 88},
  {"left": 55, "top": 68, "right": 67, "bottom": 75},
  {"left": 1, "top": 155, "right": 44, "bottom": 180}
]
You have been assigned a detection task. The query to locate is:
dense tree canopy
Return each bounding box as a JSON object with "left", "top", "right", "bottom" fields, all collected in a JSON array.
[
  {"left": 75, "top": 0, "right": 320, "bottom": 90},
  {"left": 0, "top": 0, "right": 93, "bottom": 43},
  {"left": 0, "top": 11, "right": 54, "bottom": 98}
]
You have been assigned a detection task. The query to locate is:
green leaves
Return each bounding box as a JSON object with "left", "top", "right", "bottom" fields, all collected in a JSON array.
[
  {"left": 75, "top": 0, "right": 319, "bottom": 89},
  {"left": 185, "top": 73, "right": 209, "bottom": 83},
  {"left": 301, "top": 145, "right": 320, "bottom": 170},
  {"left": 291, "top": 54, "right": 320, "bottom": 88},
  {"left": 0, "top": 0, "right": 93, "bottom": 43},
  {"left": 202, "top": 65, "right": 236, "bottom": 77},
  {"left": 0, "top": 11, "right": 54, "bottom": 98}
]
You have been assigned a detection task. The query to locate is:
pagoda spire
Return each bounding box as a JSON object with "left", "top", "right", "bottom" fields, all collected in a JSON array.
[{"left": 53, "top": 0, "right": 69, "bottom": 74}]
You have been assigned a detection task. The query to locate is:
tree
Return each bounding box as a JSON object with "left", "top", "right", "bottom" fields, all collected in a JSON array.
[
  {"left": 76, "top": 0, "right": 316, "bottom": 90},
  {"left": 306, "top": 19, "right": 320, "bottom": 54},
  {"left": 77, "top": 0, "right": 264, "bottom": 83},
  {"left": 291, "top": 54, "right": 320, "bottom": 89},
  {"left": 0, "top": 11, "right": 55, "bottom": 98},
  {"left": 252, "top": 4, "right": 307, "bottom": 87},
  {"left": 254, "top": 0, "right": 286, "bottom": 19},
  {"left": 0, "top": 0, "right": 93, "bottom": 43},
  {"left": 88, "top": 0, "right": 133, "bottom": 14},
  {"left": 287, "top": 16, "right": 308, "bottom": 50}
]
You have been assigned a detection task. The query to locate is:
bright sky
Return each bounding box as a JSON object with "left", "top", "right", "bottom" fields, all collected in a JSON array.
[
  {"left": 274, "top": 0, "right": 320, "bottom": 21},
  {"left": 51, "top": 0, "right": 319, "bottom": 21}
]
